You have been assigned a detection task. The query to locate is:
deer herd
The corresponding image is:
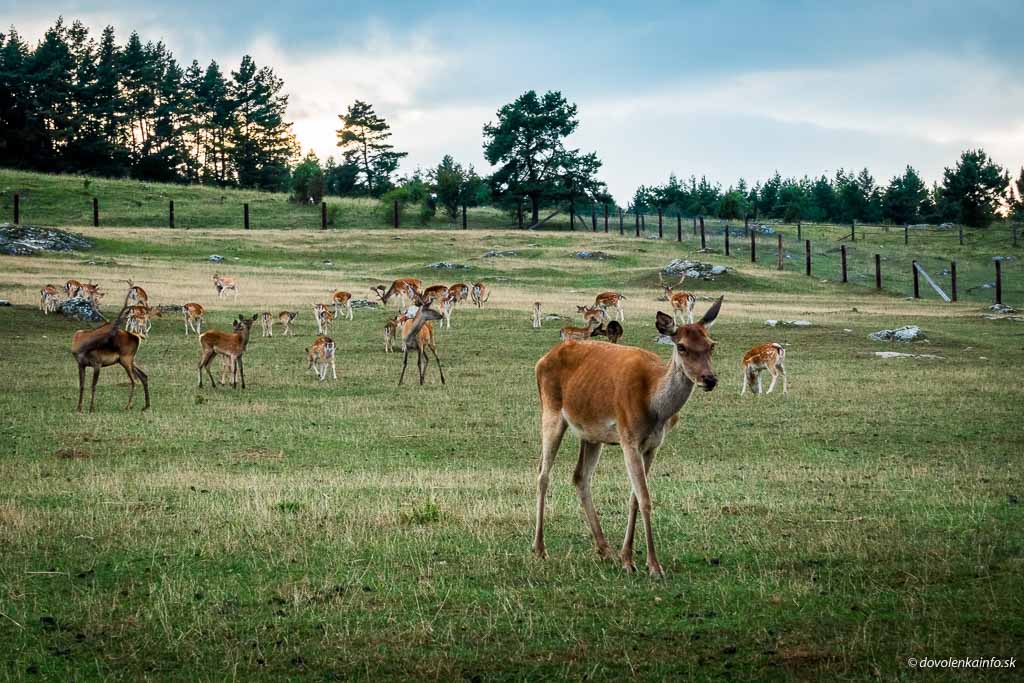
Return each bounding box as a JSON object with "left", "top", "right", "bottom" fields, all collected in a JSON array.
[{"left": 42, "top": 264, "right": 791, "bottom": 577}]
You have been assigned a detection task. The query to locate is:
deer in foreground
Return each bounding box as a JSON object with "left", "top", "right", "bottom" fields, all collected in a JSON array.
[
  {"left": 576, "top": 305, "right": 607, "bottom": 325},
  {"left": 741, "top": 343, "right": 788, "bottom": 396},
  {"left": 278, "top": 311, "right": 297, "bottom": 336},
  {"left": 533, "top": 297, "right": 723, "bottom": 576},
  {"left": 260, "top": 312, "right": 274, "bottom": 337},
  {"left": 40, "top": 285, "right": 61, "bottom": 314},
  {"left": 198, "top": 314, "right": 257, "bottom": 389},
  {"left": 398, "top": 296, "right": 445, "bottom": 386},
  {"left": 660, "top": 273, "right": 696, "bottom": 324},
  {"left": 183, "top": 303, "right": 205, "bottom": 335},
  {"left": 331, "top": 291, "right": 354, "bottom": 321},
  {"left": 594, "top": 292, "right": 626, "bottom": 321},
  {"left": 471, "top": 282, "right": 490, "bottom": 308},
  {"left": 532, "top": 302, "right": 543, "bottom": 329},
  {"left": 560, "top": 317, "right": 602, "bottom": 342},
  {"left": 213, "top": 273, "right": 238, "bottom": 299},
  {"left": 70, "top": 290, "right": 150, "bottom": 412},
  {"left": 371, "top": 278, "right": 423, "bottom": 309},
  {"left": 591, "top": 320, "right": 624, "bottom": 344},
  {"left": 306, "top": 335, "right": 337, "bottom": 381}
]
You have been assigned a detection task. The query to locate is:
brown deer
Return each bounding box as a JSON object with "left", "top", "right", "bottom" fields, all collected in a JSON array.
[
  {"left": 125, "top": 305, "right": 160, "bottom": 337},
  {"left": 741, "top": 343, "right": 788, "bottom": 396},
  {"left": 70, "top": 291, "right": 150, "bottom": 412},
  {"left": 65, "top": 279, "right": 84, "bottom": 298},
  {"left": 660, "top": 273, "right": 696, "bottom": 324},
  {"left": 471, "top": 282, "right": 490, "bottom": 308},
  {"left": 532, "top": 302, "right": 543, "bottom": 329},
  {"left": 398, "top": 296, "right": 445, "bottom": 386},
  {"left": 383, "top": 315, "right": 399, "bottom": 353},
  {"left": 40, "top": 285, "right": 61, "bottom": 314},
  {"left": 448, "top": 283, "right": 470, "bottom": 303},
  {"left": 560, "top": 317, "right": 602, "bottom": 342},
  {"left": 125, "top": 280, "right": 148, "bottom": 306},
  {"left": 306, "top": 335, "right": 337, "bottom": 381},
  {"left": 314, "top": 304, "right": 334, "bottom": 334},
  {"left": 533, "top": 297, "right": 723, "bottom": 576},
  {"left": 213, "top": 273, "right": 238, "bottom": 299},
  {"left": 80, "top": 282, "right": 102, "bottom": 303},
  {"left": 260, "top": 312, "right": 274, "bottom": 337},
  {"left": 576, "top": 305, "right": 607, "bottom": 325},
  {"left": 422, "top": 284, "right": 449, "bottom": 301},
  {"left": 278, "top": 311, "right": 297, "bottom": 336},
  {"left": 371, "top": 278, "right": 423, "bottom": 309},
  {"left": 198, "top": 314, "right": 258, "bottom": 389},
  {"left": 594, "top": 291, "right": 626, "bottom": 321},
  {"left": 331, "top": 291, "right": 354, "bottom": 321},
  {"left": 183, "top": 303, "right": 205, "bottom": 335}
]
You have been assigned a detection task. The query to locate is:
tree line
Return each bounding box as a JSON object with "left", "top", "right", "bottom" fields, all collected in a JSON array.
[{"left": 2, "top": 18, "right": 1022, "bottom": 228}]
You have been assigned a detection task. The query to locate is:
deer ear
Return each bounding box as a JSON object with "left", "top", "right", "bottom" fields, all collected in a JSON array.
[
  {"left": 655, "top": 312, "right": 676, "bottom": 336},
  {"left": 699, "top": 296, "right": 724, "bottom": 328}
]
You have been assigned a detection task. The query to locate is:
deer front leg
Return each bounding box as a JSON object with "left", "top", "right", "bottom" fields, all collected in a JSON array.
[
  {"left": 134, "top": 365, "right": 150, "bottom": 411},
  {"left": 346, "top": 303, "right": 353, "bottom": 321},
  {"left": 779, "top": 363, "right": 788, "bottom": 396},
  {"left": 534, "top": 409, "right": 567, "bottom": 559},
  {"left": 77, "top": 364, "right": 86, "bottom": 412},
  {"left": 237, "top": 357, "right": 245, "bottom": 389},
  {"left": 622, "top": 444, "right": 662, "bottom": 577},
  {"left": 417, "top": 348, "right": 426, "bottom": 385},
  {"left": 430, "top": 346, "right": 445, "bottom": 385},
  {"left": 121, "top": 360, "right": 136, "bottom": 410},
  {"left": 574, "top": 440, "right": 613, "bottom": 559},
  {"left": 89, "top": 366, "right": 101, "bottom": 413},
  {"left": 399, "top": 348, "right": 410, "bottom": 386},
  {"left": 621, "top": 448, "right": 656, "bottom": 572}
]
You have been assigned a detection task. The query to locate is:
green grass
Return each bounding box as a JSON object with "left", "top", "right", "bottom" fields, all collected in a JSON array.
[{"left": 0, "top": 225, "right": 1022, "bottom": 680}]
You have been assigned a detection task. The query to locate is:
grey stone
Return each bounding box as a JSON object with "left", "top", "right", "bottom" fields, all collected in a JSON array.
[
  {"left": 0, "top": 299, "right": 10, "bottom": 306},
  {"left": 993, "top": 255, "right": 1016, "bottom": 262},
  {"left": 573, "top": 250, "right": 612, "bottom": 260},
  {"left": 59, "top": 297, "right": 104, "bottom": 322},
  {"left": 427, "top": 261, "right": 471, "bottom": 270},
  {"left": 663, "top": 259, "right": 727, "bottom": 280},
  {"left": 483, "top": 250, "right": 518, "bottom": 258},
  {"left": 869, "top": 325, "right": 924, "bottom": 342},
  {"left": 766, "top": 319, "right": 811, "bottom": 327},
  {"left": 0, "top": 224, "right": 92, "bottom": 256},
  {"left": 350, "top": 299, "right": 379, "bottom": 309},
  {"left": 990, "top": 303, "right": 1017, "bottom": 314},
  {"left": 208, "top": 255, "right": 224, "bottom": 263}
]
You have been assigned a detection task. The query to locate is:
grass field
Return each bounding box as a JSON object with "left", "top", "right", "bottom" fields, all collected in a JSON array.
[{"left": 0, "top": 225, "right": 1022, "bottom": 681}]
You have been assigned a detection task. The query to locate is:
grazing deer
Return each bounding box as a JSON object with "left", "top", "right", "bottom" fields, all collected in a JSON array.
[
  {"left": 533, "top": 302, "right": 543, "bottom": 329},
  {"left": 278, "top": 311, "right": 297, "bottom": 336},
  {"left": 660, "top": 273, "right": 696, "bottom": 324},
  {"left": 371, "top": 278, "right": 423, "bottom": 308},
  {"left": 80, "top": 282, "right": 102, "bottom": 303},
  {"left": 183, "top": 303, "right": 205, "bottom": 335},
  {"left": 306, "top": 335, "right": 337, "bottom": 381},
  {"left": 70, "top": 291, "right": 150, "bottom": 412},
  {"left": 448, "top": 283, "right": 470, "bottom": 303},
  {"left": 125, "top": 305, "right": 160, "bottom": 337},
  {"left": 198, "top": 314, "right": 257, "bottom": 389},
  {"left": 313, "top": 304, "right": 334, "bottom": 334},
  {"left": 423, "top": 284, "right": 449, "bottom": 302},
  {"left": 741, "top": 343, "right": 788, "bottom": 396},
  {"left": 40, "top": 285, "right": 61, "bottom": 314},
  {"left": 591, "top": 320, "right": 624, "bottom": 344},
  {"left": 260, "top": 312, "right": 274, "bottom": 337},
  {"left": 213, "top": 273, "right": 238, "bottom": 299},
  {"left": 560, "top": 317, "right": 602, "bottom": 342},
  {"left": 383, "top": 315, "right": 399, "bottom": 353},
  {"left": 533, "top": 297, "right": 723, "bottom": 576},
  {"left": 125, "top": 280, "right": 148, "bottom": 306},
  {"left": 471, "top": 282, "right": 490, "bottom": 308},
  {"left": 65, "top": 279, "right": 84, "bottom": 298},
  {"left": 331, "top": 291, "right": 354, "bottom": 321},
  {"left": 398, "top": 296, "right": 446, "bottom": 386},
  {"left": 576, "top": 305, "right": 607, "bottom": 325},
  {"left": 594, "top": 292, "right": 626, "bottom": 321}
]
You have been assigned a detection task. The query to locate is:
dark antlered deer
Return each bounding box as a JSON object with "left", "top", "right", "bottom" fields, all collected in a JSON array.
[
  {"left": 198, "top": 314, "right": 257, "bottom": 389},
  {"left": 398, "top": 296, "right": 445, "bottom": 386},
  {"left": 533, "top": 297, "right": 723, "bottom": 576},
  {"left": 70, "top": 290, "right": 150, "bottom": 412}
]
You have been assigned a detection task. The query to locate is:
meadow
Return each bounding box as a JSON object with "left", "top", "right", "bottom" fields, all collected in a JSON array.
[{"left": 0, "top": 223, "right": 1021, "bottom": 681}]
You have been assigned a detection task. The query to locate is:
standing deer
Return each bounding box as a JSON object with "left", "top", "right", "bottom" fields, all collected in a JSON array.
[
  {"left": 125, "top": 280, "right": 148, "bottom": 305},
  {"left": 533, "top": 297, "right": 723, "bottom": 576},
  {"left": 40, "top": 285, "right": 61, "bottom": 314},
  {"left": 70, "top": 291, "right": 150, "bottom": 412},
  {"left": 576, "top": 305, "right": 607, "bottom": 325},
  {"left": 213, "top": 273, "right": 239, "bottom": 299},
  {"left": 594, "top": 292, "right": 626, "bottom": 321},
  {"left": 278, "top": 311, "right": 297, "bottom": 336},
  {"left": 306, "top": 335, "right": 337, "bottom": 381},
  {"left": 125, "top": 305, "right": 160, "bottom": 337},
  {"left": 471, "top": 282, "right": 490, "bottom": 308},
  {"left": 260, "top": 312, "right": 274, "bottom": 337},
  {"left": 532, "top": 302, "right": 543, "bottom": 329},
  {"left": 740, "top": 343, "right": 788, "bottom": 396},
  {"left": 660, "top": 273, "right": 696, "bottom": 324},
  {"left": 331, "top": 291, "right": 354, "bottom": 321},
  {"left": 371, "top": 278, "right": 423, "bottom": 309},
  {"left": 65, "top": 279, "right": 84, "bottom": 298},
  {"left": 398, "top": 297, "right": 446, "bottom": 386},
  {"left": 448, "top": 283, "right": 470, "bottom": 303},
  {"left": 183, "top": 303, "right": 205, "bottom": 335},
  {"left": 80, "top": 282, "right": 102, "bottom": 304},
  {"left": 383, "top": 315, "right": 399, "bottom": 353},
  {"left": 314, "top": 304, "right": 334, "bottom": 334},
  {"left": 198, "top": 314, "right": 257, "bottom": 389}
]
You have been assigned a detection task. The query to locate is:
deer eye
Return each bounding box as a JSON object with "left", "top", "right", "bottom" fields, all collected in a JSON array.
[{"left": 676, "top": 344, "right": 687, "bottom": 354}]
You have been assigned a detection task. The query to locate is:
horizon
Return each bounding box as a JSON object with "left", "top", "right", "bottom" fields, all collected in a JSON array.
[{"left": 3, "top": 2, "right": 1022, "bottom": 201}]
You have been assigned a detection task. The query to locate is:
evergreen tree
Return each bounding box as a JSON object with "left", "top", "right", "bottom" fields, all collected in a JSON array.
[
  {"left": 229, "top": 55, "right": 297, "bottom": 190},
  {"left": 291, "top": 150, "right": 325, "bottom": 203},
  {"left": 939, "top": 149, "right": 1008, "bottom": 227},
  {"left": 336, "top": 100, "right": 406, "bottom": 196},
  {"left": 0, "top": 28, "right": 33, "bottom": 168},
  {"left": 882, "top": 166, "right": 928, "bottom": 225}
]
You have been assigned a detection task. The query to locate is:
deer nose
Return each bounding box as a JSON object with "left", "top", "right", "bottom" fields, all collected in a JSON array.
[{"left": 701, "top": 375, "right": 717, "bottom": 391}]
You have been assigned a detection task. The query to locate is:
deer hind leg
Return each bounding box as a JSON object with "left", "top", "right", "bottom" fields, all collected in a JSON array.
[
  {"left": 134, "top": 365, "right": 150, "bottom": 411},
  {"left": 346, "top": 303, "right": 353, "bottom": 321},
  {"left": 740, "top": 367, "right": 749, "bottom": 395},
  {"left": 621, "top": 448, "right": 657, "bottom": 572},
  {"left": 120, "top": 358, "right": 136, "bottom": 410},
  {"left": 687, "top": 300, "right": 695, "bottom": 324},
  {"left": 399, "top": 348, "right": 411, "bottom": 386},
  {"left": 765, "top": 363, "right": 780, "bottom": 394},
  {"left": 418, "top": 348, "right": 427, "bottom": 385},
  {"left": 533, "top": 408, "right": 567, "bottom": 559},
  {"left": 779, "top": 362, "right": 788, "bottom": 396},
  {"left": 330, "top": 356, "right": 337, "bottom": 380},
  {"left": 198, "top": 349, "right": 216, "bottom": 388},
  {"left": 236, "top": 356, "right": 245, "bottom": 389},
  {"left": 429, "top": 345, "right": 445, "bottom": 385},
  {"left": 573, "top": 440, "right": 613, "bottom": 559},
  {"left": 623, "top": 444, "right": 663, "bottom": 577},
  {"left": 618, "top": 301, "right": 624, "bottom": 322}
]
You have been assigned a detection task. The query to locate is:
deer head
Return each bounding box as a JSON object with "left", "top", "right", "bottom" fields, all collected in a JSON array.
[{"left": 655, "top": 296, "right": 721, "bottom": 391}]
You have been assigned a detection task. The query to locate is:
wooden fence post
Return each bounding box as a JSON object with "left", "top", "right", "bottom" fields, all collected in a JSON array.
[
  {"left": 725, "top": 226, "right": 730, "bottom": 256},
  {"left": 958, "top": 224, "right": 963, "bottom": 246},
  {"left": 950, "top": 261, "right": 957, "bottom": 302},
  {"left": 699, "top": 217, "right": 706, "bottom": 250},
  {"left": 169, "top": 200, "right": 174, "bottom": 229},
  {"left": 393, "top": 200, "right": 399, "bottom": 229},
  {"left": 851, "top": 220, "right": 856, "bottom": 241},
  {"left": 569, "top": 203, "right": 575, "bottom": 231},
  {"left": 676, "top": 213, "right": 681, "bottom": 242},
  {"left": 692, "top": 216, "right": 697, "bottom": 236},
  {"left": 797, "top": 221, "right": 801, "bottom": 241},
  {"left": 875, "top": 254, "right": 881, "bottom": 289},
  {"left": 92, "top": 197, "right": 99, "bottom": 227},
  {"left": 12, "top": 193, "right": 19, "bottom": 224},
  {"left": 912, "top": 260, "right": 920, "bottom": 298},
  {"left": 462, "top": 204, "right": 468, "bottom": 230},
  {"left": 591, "top": 206, "right": 597, "bottom": 232},
  {"left": 517, "top": 202, "right": 524, "bottom": 230},
  {"left": 840, "top": 245, "right": 848, "bottom": 282},
  {"left": 750, "top": 230, "right": 757, "bottom": 262},
  {"left": 904, "top": 223, "right": 909, "bottom": 245},
  {"left": 640, "top": 213, "right": 646, "bottom": 233},
  {"left": 634, "top": 211, "right": 640, "bottom": 237},
  {"left": 657, "top": 208, "right": 663, "bottom": 239},
  {"left": 805, "top": 240, "right": 811, "bottom": 276},
  {"left": 1013, "top": 224, "right": 1019, "bottom": 247},
  {"left": 744, "top": 215, "right": 750, "bottom": 233},
  {"left": 321, "top": 201, "right": 327, "bottom": 230},
  {"left": 244, "top": 203, "right": 250, "bottom": 230},
  {"left": 604, "top": 204, "right": 609, "bottom": 233},
  {"left": 995, "top": 260, "right": 1002, "bottom": 305},
  {"left": 619, "top": 208, "right": 624, "bottom": 235},
  {"left": 777, "top": 234, "right": 784, "bottom": 270}
]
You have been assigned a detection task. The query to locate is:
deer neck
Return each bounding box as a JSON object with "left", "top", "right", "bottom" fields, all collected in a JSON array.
[
  {"left": 651, "top": 351, "right": 695, "bottom": 421},
  {"left": 238, "top": 325, "right": 252, "bottom": 350},
  {"left": 403, "top": 309, "right": 432, "bottom": 345}
]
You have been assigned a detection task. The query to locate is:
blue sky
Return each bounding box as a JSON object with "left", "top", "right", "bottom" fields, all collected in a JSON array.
[{"left": 4, "top": 1, "right": 1022, "bottom": 200}]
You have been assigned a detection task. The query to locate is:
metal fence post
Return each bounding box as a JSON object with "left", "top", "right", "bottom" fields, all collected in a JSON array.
[
  {"left": 169, "top": 200, "right": 175, "bottom": 229},
  {"left": 777, "top": 234, "right": 784, "bottom": 270},
  {"left": 875, "top": 254, "right": 881, "bottom": 289},
  {"left": 912, "top": 261, "right": 920, "bottom": 298},
  {"left": 750, "top": 230, "right": 756, "bottom": 262},
  {"left": 995, "top": 260, "right": 1002, "bottom": 305}
]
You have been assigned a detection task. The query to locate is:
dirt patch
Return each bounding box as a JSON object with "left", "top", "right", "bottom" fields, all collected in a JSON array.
[
  {"left": 54, "top": 446, "right": 93, "bottom": 460},
  {"left": 231, "top": 448, "right": 285, "bottom": 461}
]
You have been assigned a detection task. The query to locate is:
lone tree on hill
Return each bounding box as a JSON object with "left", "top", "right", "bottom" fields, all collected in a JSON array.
[
  {"left": 336, "top": 100, "right": 406, "bottom": 196},
  {"left": 483, "top": 90, "right": 605, "bottom": 227}
]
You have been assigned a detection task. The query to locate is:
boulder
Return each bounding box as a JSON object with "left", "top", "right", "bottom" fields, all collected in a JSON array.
[
  {"left": 59, "top": 297, "right": 104, "bottom": 322},
  {"left": 483, "top": 250, "right": 518, "bottom": 258},
  {"left": 208, "top": 255, "right": 224, "bottom": 263},
  {"left": 663, "top": 259, "right": 727, "bottom": 280},
  {"left": 350, "top": 299, "right": 379, "bottom": 309},
  {"left": 0, "top": 224, "right": 92, "bottom": 256},
  {"left": 427, "top": 261, "right": 471, "bottom": 270},
  {"left": 543, "top": 314, "right": 563, "bottom": 321},
  {"left": 765, "top": 320, "right": 811, "bottom": 327},
  {"left": 573, "top": 250, "right": 612, "bottom": 260},
  {"left": 871, "top": 351, "right": 943, "bottom": 360},
  {"left": 869, "top": 325, "right": 924, "bottom": 342},
  {"left": 992, "top": 255, "right": 1016, "bottom": 262},
  {"left": 990, "top": 303, "right": 1017, "bottom": 314}
]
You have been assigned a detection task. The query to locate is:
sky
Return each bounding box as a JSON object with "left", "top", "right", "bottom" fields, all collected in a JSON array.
[{"left": 4, "top": 1, "right": 1023, "bottom": 200}]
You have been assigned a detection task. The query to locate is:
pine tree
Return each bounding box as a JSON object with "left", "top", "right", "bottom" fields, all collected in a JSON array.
[
  {"left": 336, "top": 100, "right": 406, "bottom": 196},
  {"left": 0, "top": 28, "right": 33, "bottom": 168},
  {"left": 230, "top": 55, "right": 297, "bottom": 190}
]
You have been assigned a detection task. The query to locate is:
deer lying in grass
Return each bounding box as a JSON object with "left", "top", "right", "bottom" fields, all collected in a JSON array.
[
  {"left": 533, "top": 302, "right": 543, "bottom": 328},
  {"left": 741, "top": 343, "right": 788, "bottom": 396},
  {"left": 591, "top": 320, "right": 623, "bottom": 343},
  {"left": 331, "top": 291, "right": 354, "bottom": 321},
  {"left": 213, "top": 273, "right": 238, "bottom": 299},
  {"left": 306, "top": 335, "right": 337, "bottom": 381},
  {"left": 594, "top": 292, "right": 626, "bottom": 321},
  {"left": 398, "top": 296, "right": 445, "bottom": 386},
  {"left": 560, "top": 317, "right": 602, "bottom": 341},
  {"left": 576, "top": 305, "right": 607, "bottom": 325},
  {"left": 198, "top": 314, "right": 257, "bottom": 389},
  {"left": 533, "top": 297, "right": 723, "bottom": 576},
  {"left": 659, "top": 273, "right": 696, "bottom": 324},
  {"left": 183, "top": 303, "right": 205, "bottom": 335},
  {"left": 384, "top": 315, "right": 399, "bottom": 353},
  {"left": 70, "top": 290, "right": 150, "bottom": 412},
  {"left": 40, "top": 285, "right": 61, "bottom": 314},
  {"left": 471, "top": 282, "right": 490, "bottom": 308},
  {"left": 278, "top": 311, "right": 297, "bottom": 336}
]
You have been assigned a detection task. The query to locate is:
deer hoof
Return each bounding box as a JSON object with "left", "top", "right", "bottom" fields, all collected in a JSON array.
[
  {"left": 532, "top": 544, "right": 547, "bottom": 560},
  {"left": 647, "top": 561, "right": 665, "bottom": 578},
  {"left": 621, "top": 555, "right": 637, "bottom": 573},
  {"left": 597, "top": 545, "right": 616, "bottom": 561}
]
